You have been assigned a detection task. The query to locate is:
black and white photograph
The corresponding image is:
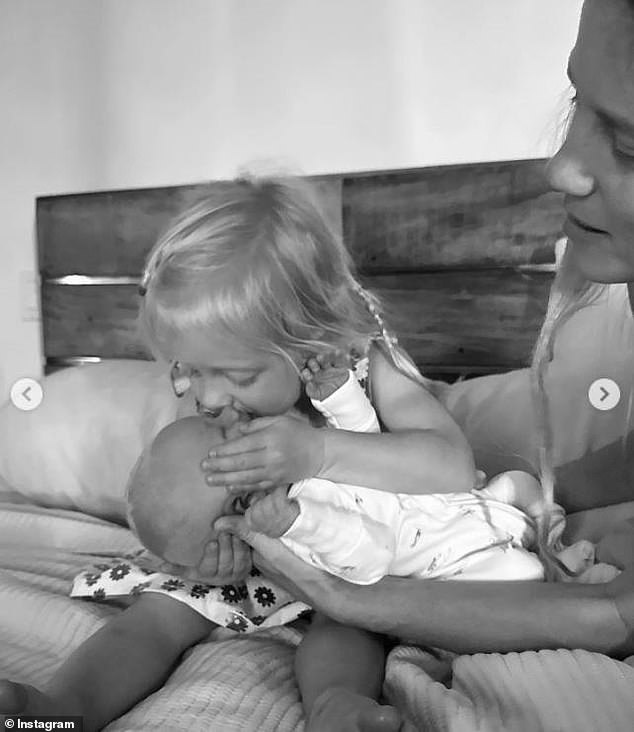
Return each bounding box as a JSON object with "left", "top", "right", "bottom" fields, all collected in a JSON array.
[{"left": 1, "top": 1, "right": 633, "bottom": 730}]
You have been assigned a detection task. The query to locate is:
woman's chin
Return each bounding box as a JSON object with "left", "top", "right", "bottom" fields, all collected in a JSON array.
[{"left": 566, "top": 240, "right": 634, "bottom": 284}]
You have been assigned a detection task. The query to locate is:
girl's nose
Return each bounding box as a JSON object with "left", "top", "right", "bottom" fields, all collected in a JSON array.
[{"left": 195, "top": 378, "right": 232, "bottom": 416}]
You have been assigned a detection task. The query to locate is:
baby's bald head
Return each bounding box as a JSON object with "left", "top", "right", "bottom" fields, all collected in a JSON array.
[{"left": 127, "top": 416, "right": 230, "bottom": 567}]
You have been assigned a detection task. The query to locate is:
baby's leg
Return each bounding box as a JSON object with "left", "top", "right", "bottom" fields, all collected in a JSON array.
[
  {"left": 0, "top": 593, "right": 214, "bottom": 731},
  {"left": 480, "top": 472, "right": 598, "bottom": 575},
  {"left": 296, "top": 613, "right": 402, "bottom": 732},
  {"left": 479, "top": 471, "right": 546, "bottom": 517},
  {"left": 480, "top": 471, "right": 569, "bottom": 547}
]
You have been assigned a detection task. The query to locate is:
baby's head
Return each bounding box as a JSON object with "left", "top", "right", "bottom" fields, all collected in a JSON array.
[
  {"left": 137, "top": 175, "right": 379, "bottom": 374},
  {"left": 127, "top": 416, "right": 235, "bottom": 570}
]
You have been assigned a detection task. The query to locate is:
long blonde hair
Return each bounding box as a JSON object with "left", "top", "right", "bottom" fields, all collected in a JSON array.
[
  {"left": 138, "top": 174, "right": 434, "bottom": 392},
  {"left": 530, "top": 247, "right": 604, "bottom": 508}
]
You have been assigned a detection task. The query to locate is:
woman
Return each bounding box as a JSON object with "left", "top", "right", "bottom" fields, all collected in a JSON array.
[{"left": 217, "top": 0, "right": 634, "bottom": 659}]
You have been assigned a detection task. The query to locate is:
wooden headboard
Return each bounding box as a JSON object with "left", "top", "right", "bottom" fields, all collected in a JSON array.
[{"left": 37, "top": 159, "right": 563, "bottom": 379}]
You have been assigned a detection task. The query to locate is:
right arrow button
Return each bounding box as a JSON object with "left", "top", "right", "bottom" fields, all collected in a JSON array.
[{"left": 588, "top": 378, "right": 621, "bottom": 412}]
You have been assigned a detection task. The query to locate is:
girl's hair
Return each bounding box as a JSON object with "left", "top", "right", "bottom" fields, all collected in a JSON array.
[{"left": 138, "top": 173, "right": 435, "bottom": 391}]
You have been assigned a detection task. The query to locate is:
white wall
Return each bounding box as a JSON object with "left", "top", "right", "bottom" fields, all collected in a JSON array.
[{"left": 0, "top": 0, "right": 583, "bottom": 399}]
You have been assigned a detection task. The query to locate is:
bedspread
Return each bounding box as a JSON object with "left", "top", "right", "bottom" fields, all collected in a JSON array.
[{"left": 1, "top": 501, "right": 634, "bottom": 732}]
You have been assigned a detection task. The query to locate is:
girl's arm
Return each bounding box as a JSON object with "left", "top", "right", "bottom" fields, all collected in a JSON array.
[
  {"left": 216, "top": 516, "right": 634, "bottom": 658},
  {"left": 30, "top": 594, "right": 212, "bottom": 731},
  {"left": 318, "top": 344, "right": 476, "bottom": 494}
]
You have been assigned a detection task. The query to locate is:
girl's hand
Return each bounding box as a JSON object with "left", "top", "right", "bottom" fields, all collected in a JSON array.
[
  {"left": 201, "top": 415, "right": 325, "bottom": 493},
  {"left": 161, "top": 532, "right": 252, "bottom": 586}
]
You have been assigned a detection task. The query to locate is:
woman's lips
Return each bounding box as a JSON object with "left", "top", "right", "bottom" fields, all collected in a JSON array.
[{"left": 566, "top": 212, "right": 608, "bottom": 235}]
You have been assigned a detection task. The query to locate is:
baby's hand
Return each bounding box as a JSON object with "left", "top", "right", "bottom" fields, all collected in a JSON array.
[
  {"left": 302, "top": 350, "right": 351, "bottom": 401},
  {"left": 246, "top": 485, "right": 300, "bottom": 538}
]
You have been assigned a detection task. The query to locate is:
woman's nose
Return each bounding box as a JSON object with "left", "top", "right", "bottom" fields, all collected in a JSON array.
[
  {"left": 546, "top": 114, "right": 596, "bottom": 198},
  {"left": 546, "top": 150, "right": 595, "bottom": 198}
]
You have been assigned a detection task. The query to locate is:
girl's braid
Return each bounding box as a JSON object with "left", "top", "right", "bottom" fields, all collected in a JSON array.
[
  {"left": 349, "top": 278, "right": 398, "bottom": 349},
  {"left": 349, "top": 278, "right": 443, "bottom": 397}
]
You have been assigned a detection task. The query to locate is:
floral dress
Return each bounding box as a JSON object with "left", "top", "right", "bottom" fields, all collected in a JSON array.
[
  {"left": 71, "top": 347, "right": 374, "bottom": 634},
  {"left": 71, "top": 549, "right": 309, "bottom": 633}
]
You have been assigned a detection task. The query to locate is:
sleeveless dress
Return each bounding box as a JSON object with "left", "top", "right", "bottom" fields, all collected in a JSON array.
[{"left": 70, "top": 346, "right": 374, "bottom": 634}]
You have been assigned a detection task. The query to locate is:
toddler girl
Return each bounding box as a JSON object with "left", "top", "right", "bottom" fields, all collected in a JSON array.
[{"left": 1, "top": 174, "right": 478, "bottom": 731}]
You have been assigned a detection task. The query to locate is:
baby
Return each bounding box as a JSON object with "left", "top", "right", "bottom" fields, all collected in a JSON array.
[{"left": 122, "top": 354, "right": 604, "bottom": 589}]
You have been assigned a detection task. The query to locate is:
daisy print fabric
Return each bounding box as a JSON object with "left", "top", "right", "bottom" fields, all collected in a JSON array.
[{"left": 71, "top": 550, "right": 310, "bottom": 633}]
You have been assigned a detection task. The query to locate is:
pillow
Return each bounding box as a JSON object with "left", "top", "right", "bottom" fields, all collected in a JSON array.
[{"left": 0, "top": 360, "right": 188, "bottom": 522}]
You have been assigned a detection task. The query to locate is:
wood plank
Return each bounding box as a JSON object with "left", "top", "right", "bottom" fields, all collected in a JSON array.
[
  {"left": 369, "top": 270, "right": 552, "bottom": 368},
  {"left": 343, "top": 159, "right": 565, "bottom": 272},
  {"left": 37, "top": 177, "right": 342, "bottom": 278},
  {"left": 42, "top": 284, "right": 150, "bottom": 360},
  {"left": 42, "top": 269, "right": 552, "bottom": 369}
]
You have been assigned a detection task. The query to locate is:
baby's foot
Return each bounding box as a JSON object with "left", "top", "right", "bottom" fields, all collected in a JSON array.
[
  {"left": 0, "top": 679, "right": 64, "bottom": 717},
  {"left": 557, "top": 539, "right": 596, "bottom": 575},
  {"left": 307, "top": 687, "right": 403, "bottom": 732},
  {"left": 302, "top": 351, "right": 351, "bottom": 402}
]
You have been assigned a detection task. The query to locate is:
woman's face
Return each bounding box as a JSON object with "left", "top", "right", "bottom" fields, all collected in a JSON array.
[{"left": 546, "top": 0, "right": 634, "bottom": 283}]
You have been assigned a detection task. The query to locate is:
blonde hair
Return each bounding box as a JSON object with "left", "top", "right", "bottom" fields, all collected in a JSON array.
[
  {"left": 138, "top": 173, "right": 435, "bottom": 391},
  {"left": 529, "top": 91, "right": 606, "bottom": 576}
]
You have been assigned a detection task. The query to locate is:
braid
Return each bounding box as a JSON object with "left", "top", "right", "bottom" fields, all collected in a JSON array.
[
  {"left": 349, "top": 279, "right": 397, "bottom": 349},
  {"left": 349, "top": 278, "right": 441, "bottom": 395}
]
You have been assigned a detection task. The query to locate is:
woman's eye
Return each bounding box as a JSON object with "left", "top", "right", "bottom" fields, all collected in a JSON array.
[{"left": 613, "top": 139, "right": 634, "bottom": 161}]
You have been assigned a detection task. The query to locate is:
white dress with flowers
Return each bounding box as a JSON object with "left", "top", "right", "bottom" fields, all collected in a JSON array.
[{"left": 71, "top": 549, "right": 309, "bottom": 634}]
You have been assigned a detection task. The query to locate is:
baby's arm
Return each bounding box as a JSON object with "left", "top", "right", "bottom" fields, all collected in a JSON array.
[
  {"left": 246, "top": 482, "right": 396, "bottom": 584},
  {"left": 1, "top": 594, "right": 213, "bottom": 731}
]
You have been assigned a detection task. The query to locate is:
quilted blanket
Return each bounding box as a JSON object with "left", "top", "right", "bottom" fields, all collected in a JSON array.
[{"left": 1, "top": 501, "right": 633, "bottom": 732}]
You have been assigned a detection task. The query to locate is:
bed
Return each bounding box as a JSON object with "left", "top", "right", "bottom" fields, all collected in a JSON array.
[{"left": 1, "top": 160, "right": 634, "bottom": 731}]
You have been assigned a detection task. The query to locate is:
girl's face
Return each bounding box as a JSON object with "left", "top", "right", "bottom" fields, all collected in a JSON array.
[
  {"left": 546, "top": 0, "right": 634, "bottom": 283},
  {"left": 170, "top": 328, "right": 303, "bottom": 425}
]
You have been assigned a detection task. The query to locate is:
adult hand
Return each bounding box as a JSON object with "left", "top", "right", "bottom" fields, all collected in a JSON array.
[
  {"left": 214, "top": 515, "right": 342, "bottom": 612},
  {"left": 201, "top": 415, "right": 325, "bottom": 493}
]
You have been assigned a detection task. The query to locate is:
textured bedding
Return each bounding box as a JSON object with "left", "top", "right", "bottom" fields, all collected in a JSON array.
[{"left": 2, "top": 499, "right": 634, "bottom": 731}]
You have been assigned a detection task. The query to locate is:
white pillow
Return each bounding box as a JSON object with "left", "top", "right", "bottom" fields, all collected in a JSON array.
[{"left": 0, "top": 360, "right": 185, "bottom": 522}]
